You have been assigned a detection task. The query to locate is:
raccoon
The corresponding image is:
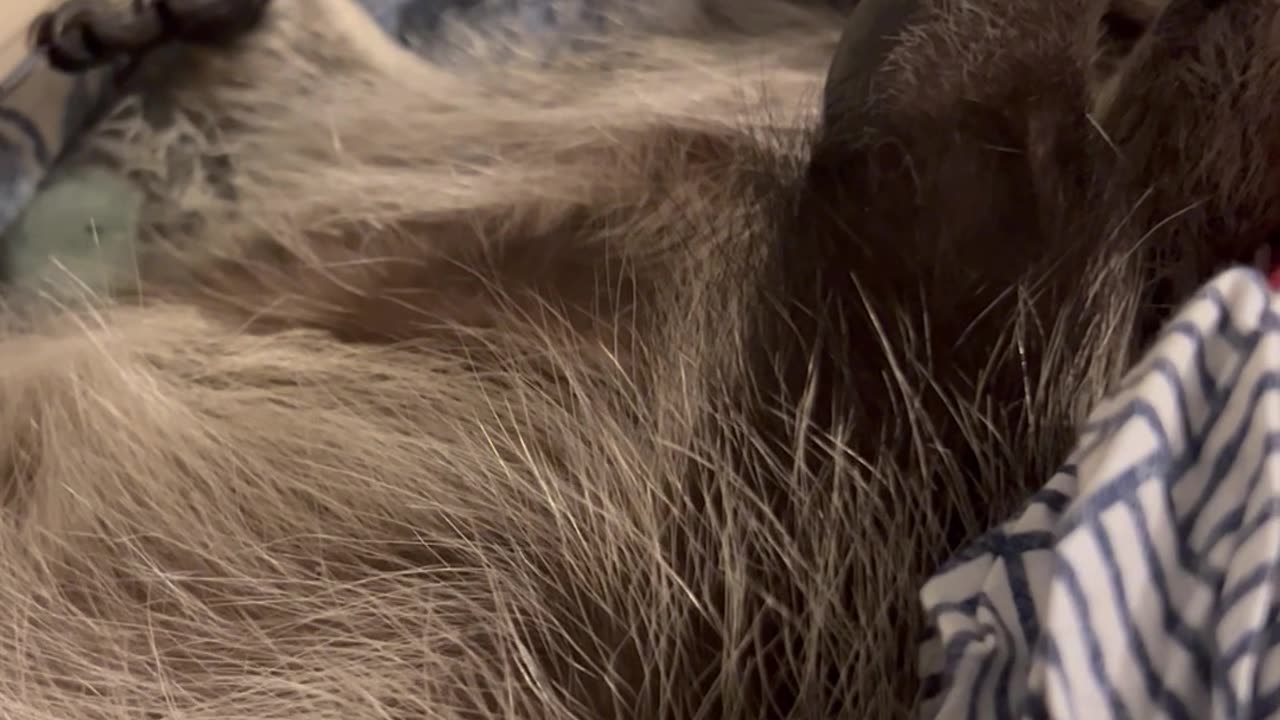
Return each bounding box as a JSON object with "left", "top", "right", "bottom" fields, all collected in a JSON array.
[{"left": 0, "top": 0, "right": 1268, "bottom": 717}]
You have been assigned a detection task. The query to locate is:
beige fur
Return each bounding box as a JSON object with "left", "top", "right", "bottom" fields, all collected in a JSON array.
[
  {"left": 3, "top": 4, "right": 880, "bottom": 718},
  {"left": 0, "top": 0, "right": 1257, "bottom": 716}
]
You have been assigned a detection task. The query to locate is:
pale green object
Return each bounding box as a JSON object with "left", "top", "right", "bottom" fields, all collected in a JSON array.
[{"left": 3, "top": 167, "right": 142, "bottom": 295}]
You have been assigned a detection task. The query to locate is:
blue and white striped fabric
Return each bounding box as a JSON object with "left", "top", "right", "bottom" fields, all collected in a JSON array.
[{"left": 920, "top": 267, "right": 1280, "bottom": 719}]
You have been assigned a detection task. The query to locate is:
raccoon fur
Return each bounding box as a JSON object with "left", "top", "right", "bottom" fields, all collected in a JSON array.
[{"left": 0, "top": 0, "right": 1270, "bottom": 717}]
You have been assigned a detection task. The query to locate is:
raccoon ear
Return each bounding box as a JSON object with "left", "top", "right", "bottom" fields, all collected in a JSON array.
[
  {"left": 1085, "top": 0, "right": 1234, "bottom": 121},
  {"left": 821, "top": 0, "right": 919, "bottom": 131},
  {"left": 1085, "top": 0, "right": 1167, "bottom": 118}
]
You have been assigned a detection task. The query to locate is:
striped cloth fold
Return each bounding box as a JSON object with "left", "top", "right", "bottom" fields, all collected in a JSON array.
[{"left": 921, "top": 267, "right": 1280, "bottom": 720}]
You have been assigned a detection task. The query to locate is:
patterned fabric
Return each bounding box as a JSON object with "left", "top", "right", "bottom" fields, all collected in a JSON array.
[
  {"left": 5, "top": 165, "right": 142, "bottom": 294},
  {"left": 0, "top": 53, "right": 113, "bottom": 234},
  {"left": 920, "top": 267, "right": 1280, "bottom": 719}
]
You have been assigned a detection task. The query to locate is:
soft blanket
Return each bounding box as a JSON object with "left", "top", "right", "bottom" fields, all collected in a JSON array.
[{"left": 0, "top": 30, "right": 111, "bottom": 233}]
